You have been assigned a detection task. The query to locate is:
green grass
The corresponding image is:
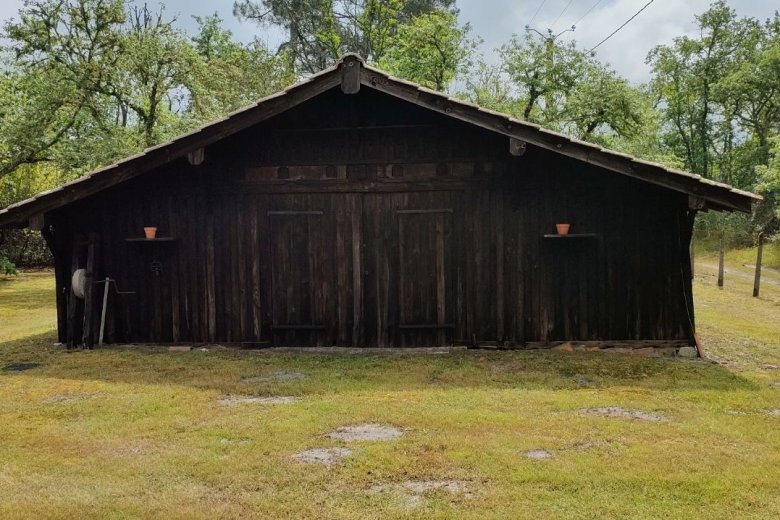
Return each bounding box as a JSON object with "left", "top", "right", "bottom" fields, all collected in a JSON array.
[
  {"left": 0, "top": 270, "right": 57, "bottom": 341},
  {"left": 1, "top": 268, "right": 779, "bottom": 519},
  {"left": 696, "top": 239, "right": 780, "bottom": 271}
]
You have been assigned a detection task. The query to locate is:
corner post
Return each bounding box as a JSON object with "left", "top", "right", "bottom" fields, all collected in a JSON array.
[{"left": 753, "top": 232, "right": 764, "bottom": 298}]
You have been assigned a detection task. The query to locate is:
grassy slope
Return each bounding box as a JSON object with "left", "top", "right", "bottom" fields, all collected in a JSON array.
[
  {"left": 696, "top": 240, "right": 780, "bottom": 271},
  {"left": 0, "top": 268, "right": 779, "bottom": 519}
]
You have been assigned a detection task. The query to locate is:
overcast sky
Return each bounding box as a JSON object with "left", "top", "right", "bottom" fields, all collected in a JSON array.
[{"left": 0, "top": 0, "right": 777, "bottom": 84}]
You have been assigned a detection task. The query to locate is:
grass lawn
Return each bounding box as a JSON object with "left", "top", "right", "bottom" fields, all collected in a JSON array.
[{"left": 1, "top": 267, "right": 779, "bottom": 519}]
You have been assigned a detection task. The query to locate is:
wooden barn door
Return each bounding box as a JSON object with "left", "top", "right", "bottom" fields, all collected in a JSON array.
[
  {"left": 396, "top": 209, "right": 455, "bottom": 346},
  {"left": 268, "top": 210, "right": 328, "bottom": 346}
]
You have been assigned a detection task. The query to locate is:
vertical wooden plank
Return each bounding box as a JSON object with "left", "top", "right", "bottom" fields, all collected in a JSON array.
[
  {"left": 66, "top": 236, "right": 80, "bottom": 348},
  {"left": 236, "top": 202, "right": 248, "bottom": 341},
  {"left": 82, "top": 232, "right": 97, "bottom": 348},
  {"left": 455, "top": 191, "right": 466, "bottom": 345},
  {"left": 42, "top": 221, "right": 68, "bottom": 343},
  {"left": 495, "top": 191, "right": 504, "bottom": 343},
  {"left": 465, "top": 191, "right": 475, "bottom": 344},
  {"left": 250, "top": 204, "right": 262, "bottom": 340},
  {"left": 206, "top": 213, "right": 216, "bottom": 342},
  {"left": 435, "top": 213, "right": 446, "bottom": 346},
  {"left": 351, "top": 194, "right": 363, "bottom": 347},
  {"left": 397, "top": 213, "right": 406, "bottom": 329},
  {"left": 336, "top": 197, "right": 348, "bottom": 344},
  {"left": 258, "top": 195, "right": 273, "bottom": 343},
  {"left": 168, "top": 198, "right": 180, "bottom": 343}
]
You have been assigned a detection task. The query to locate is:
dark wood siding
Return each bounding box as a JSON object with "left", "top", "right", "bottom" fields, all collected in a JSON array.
[{"left": 50, "top": 87, "right": 695, "bottom": 347}]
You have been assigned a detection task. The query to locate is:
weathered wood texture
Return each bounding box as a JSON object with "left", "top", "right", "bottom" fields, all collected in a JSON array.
[{"left": 49, "top": 87, "right": 695, "bottom": 347}]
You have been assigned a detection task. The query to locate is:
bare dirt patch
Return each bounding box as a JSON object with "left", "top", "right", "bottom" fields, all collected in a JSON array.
[
  {"left": 582, "top": 407, "right": 666, "bottom": 422},
  {"left": 369, "top": 480, "right": 474, "bottom": 508},
  {"left": 242, "top": 371, "right": 307, "bottom": 383},
  {"left": 523, "top": 449, "right": 553, "bottom": 459},
  {"left": 294, "top": 447, "right": 353, "bottom": 465},
  {"left": 326, "top": 423, "right": 404, "bottom": 442},
  {"left": 218, "top": 396, "right": 299, "bottom": 406}
]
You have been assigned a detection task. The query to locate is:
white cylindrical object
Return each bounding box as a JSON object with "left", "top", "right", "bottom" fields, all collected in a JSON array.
[{"left": 71, "top": 268, "right": 87, "bottom": 299}]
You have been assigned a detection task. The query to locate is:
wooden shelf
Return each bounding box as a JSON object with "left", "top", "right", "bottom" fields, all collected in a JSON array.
[
  {"left": 125, "top": 237, "right": 177, "bottom": 243},
  {"left": 543, "top": 233, "right": 599, "bottom": 239}
]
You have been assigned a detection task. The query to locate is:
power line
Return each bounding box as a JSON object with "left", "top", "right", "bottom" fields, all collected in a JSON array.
[
  {"left": 587, "top": 0, "right": 655, "bottom": 54},
  {"left": 528, "top": 0, "right": 547, "bottom": 26},
  {"left": 551, "top": 0, "right": 575, "bottom": 28},
  {"left": 573, "top": 0, "right": 605, "bottom": 27}
]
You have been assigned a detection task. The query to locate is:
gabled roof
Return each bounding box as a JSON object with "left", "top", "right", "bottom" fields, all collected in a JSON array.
[{"left": 0, "top": 54, "right": 761, "bottom": 227}]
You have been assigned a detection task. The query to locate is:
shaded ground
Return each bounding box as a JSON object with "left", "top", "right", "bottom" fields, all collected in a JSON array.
[{"left": 0, "top": 268, "right": 779, "bottom": 519}]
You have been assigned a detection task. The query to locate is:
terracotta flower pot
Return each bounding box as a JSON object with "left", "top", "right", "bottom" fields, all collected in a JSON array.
[
  {"left": 555, "top": 223, "right": 570, "bottom": 236},
  {"left": 144, "top": 226, "right": 158, "bottom": 239}
]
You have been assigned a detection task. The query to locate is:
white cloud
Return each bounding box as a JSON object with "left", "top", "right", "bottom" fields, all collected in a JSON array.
[{"left": 459, "top": 0, "right": 780, "bottom": 84}]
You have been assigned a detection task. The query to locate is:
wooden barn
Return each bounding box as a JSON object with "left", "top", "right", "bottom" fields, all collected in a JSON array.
[{"left": 0, "top": 55, "right": 760, "bottom": 353}]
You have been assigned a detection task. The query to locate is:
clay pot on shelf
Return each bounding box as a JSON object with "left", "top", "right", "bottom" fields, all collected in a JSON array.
[
  {"left": 143, "top": 226, "right": 158, "bottom": 239},
  {"left": 555, "top": 223, "right": 570, "bottom": 236}
]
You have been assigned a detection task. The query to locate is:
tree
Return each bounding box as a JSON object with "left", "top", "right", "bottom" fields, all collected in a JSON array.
[
  {"left": 564, "top": 61, "right": 645, "bottom": 143},
  {"left": 460, "top": 60, "right": 514, "bottom": 113},
  {"left": 1, "top": 0, "right": 126, "bottom": 176},
  {"left": 233, "top": 0, "right": 455, "bottom": 73},
  {"left": 377, "top": 10, "right": 475, "bottom": 90},
  {"left": 646, "top": 1, "right": 757, "bottom": 181},
  {"left": 109, "top": 4, "right": 199, "bottom": 147},
  {"left": 481, "top": 30, "right": 650, "bottom": 147},
  {"left": 756, "top": 136, "right": 780, "bottom": 230},
  {"left": 0, "top": 1, "right": 296, "bottom": 271},
  {"left": 187, "top": 14, "right": 296, "bottom": 122},
  {"left": 500, "top": 30, "right": 585, "bottom": 123}
]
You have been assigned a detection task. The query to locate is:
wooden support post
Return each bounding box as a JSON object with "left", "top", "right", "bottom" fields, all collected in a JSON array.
[
  {"left": 82, "top": 233, "right": 97, "bottom": 348},
  {"left": 98, "top": 277, "right": 110, "bottom": 346},
  {"left": 717, "top": 235, "right": 725, "bottom": 289},
  {"left": 753, "top": 232, "right": 764, "bottom": 298},
  {"left": 40, "top": 221, "right": 66, "bottom": 342},
  {"left": 66, "top": 238, "right": 80, "bottom": 348},
  {"left": 690, "top": 233, "right": 695, "bottom": 280}
]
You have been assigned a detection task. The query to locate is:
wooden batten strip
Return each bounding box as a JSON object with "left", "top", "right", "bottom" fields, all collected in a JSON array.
[
  {"left": 187, "top": 148, "right": 205, "bottom": 166},
  {"left": 340, "top": 55, "right": 361, "bottom": 94},
  {"left": 509, "top": 137, "right": 527, "bottom": 156}
]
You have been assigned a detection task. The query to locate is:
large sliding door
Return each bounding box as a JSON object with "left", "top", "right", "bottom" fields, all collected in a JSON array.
[{"left": 265, "top": 192, "right": 461, "bottom": 347}]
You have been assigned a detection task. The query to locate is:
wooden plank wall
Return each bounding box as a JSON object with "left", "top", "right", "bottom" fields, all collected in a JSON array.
[{"left": 51, "top": 87, "right": 696, "bottom": 347}]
